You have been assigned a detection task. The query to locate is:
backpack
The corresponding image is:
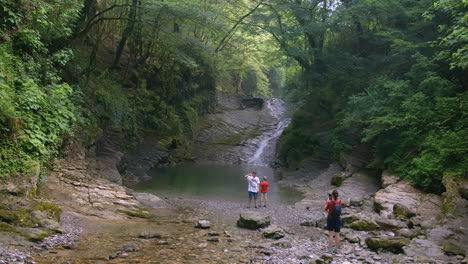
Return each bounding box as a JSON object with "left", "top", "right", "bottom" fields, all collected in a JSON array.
[{"left": 331, "top": 200, "right": 342, "bottom": 219}]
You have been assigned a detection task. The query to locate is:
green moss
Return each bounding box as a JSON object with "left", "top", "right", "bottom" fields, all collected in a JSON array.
[
  {"left": 0, "top": 209, "right": 33, "bottom": 226},
  {"left": 441, "top": 173, "right": 457, "bottom": 220},
  {"left": 27, "top": 232, "right": 50, "bottom": 242},
  {"left": 0, "top": 222, "right": 17, "bottom": 232},
  {"left": 33, "top": 201, "right": 62, "bottom": 222},
  {"left": 118, "top": 208, "right": 152, "bottom": 219},
  {"left": 331, "top": 175, "right": 344, "bottom": 187}
]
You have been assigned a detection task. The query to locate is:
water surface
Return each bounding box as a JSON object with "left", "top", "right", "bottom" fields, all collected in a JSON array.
[{"left": 134, "top": 164, "right": 303, "bottom": 204}]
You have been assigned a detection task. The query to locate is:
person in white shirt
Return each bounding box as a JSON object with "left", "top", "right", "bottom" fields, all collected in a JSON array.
[{"left": 244, "top": 171, "right": 260, "bottom": 208}]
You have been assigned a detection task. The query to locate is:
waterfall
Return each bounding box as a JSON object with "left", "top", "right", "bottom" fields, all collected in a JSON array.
[{"left": 248, "top": 98, "right": 290, "bottom": 166}]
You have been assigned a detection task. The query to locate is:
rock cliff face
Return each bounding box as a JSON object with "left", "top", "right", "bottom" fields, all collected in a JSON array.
[{"left": 191, "top": 93, "right": 277, "bottom": 164}]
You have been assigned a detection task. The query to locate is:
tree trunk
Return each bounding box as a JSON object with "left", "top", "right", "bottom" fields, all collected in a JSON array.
[{"left": 112, "top": 0, "right": 139, "bottom": 68}]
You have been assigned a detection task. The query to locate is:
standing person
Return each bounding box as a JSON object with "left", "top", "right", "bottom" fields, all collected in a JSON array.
[
  {"left": 259, "top": 176, "right": 269, "bottom": 207},
  {"left": 244, "top": 171, "right": 260, "bottom": 208},
  {"left": 324, "top": 190, "right": 343, "bottom": 253}
]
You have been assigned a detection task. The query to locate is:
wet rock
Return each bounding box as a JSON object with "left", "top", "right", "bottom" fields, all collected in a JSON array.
[
  {"left": 120, "top": 245, "right": 138, "bottom": 252},
  {"left": 131, "top": 192, "right": 166, "bottom": 209},
  {"left": 365, "top": 236, "right": 409, "bottom": 253},
  {"left": 262, "top": 225, "right": 285, "bottom": 240},
  {"left": 117, "top": 252, "right": 128, "bottom": 258},
  {"left": 195, "top": 220, "right": 211, "bottom": 229},
  {"left": 207, "top": 231, "right": 219, "bottom": 236},
  {"left": 138, "top": 231, "right": 165, "bottom": 239},
  {"left": 198, "top": 243, "right": 208, "bottom": 248},
  {"left": 223, "top": 230, "right": 232, "bottom": 237},
  {"left": 381, "top": 171, "right": 400, "bottom": 188},
  {"left": 207, "top": 237, "right": 219, "bottom": 242},
  {"left": 237, "top": 211, "right": 271, "bottom": 229}
]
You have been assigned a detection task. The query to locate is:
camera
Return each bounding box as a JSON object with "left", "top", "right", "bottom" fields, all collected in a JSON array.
[{"left": 328, "top": 193, "right": 332, "bottom": 200}]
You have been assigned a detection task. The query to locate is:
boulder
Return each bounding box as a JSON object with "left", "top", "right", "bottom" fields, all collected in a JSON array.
[
  {"left": 374, "top": 217, "right": 407, "bottom": 230},
  {"left": 344, "top": 232, "right": 360, "bottom": 243},
  {"left": 262, "top": 225, "right": 285, "bottom": 240},
  {"left": 374, "top": 182, "right": 421, "bottom": 218},
  {"left": 348, "top": 219, "right": 380, "bottom": 231},
  {"left": 132, "top": 192, "right": 166, "bottom": 209},
  {"left": 403, "top": 238, "right": 445, "bottom": 258},
  {"left": 459, "top": 180, "right": 468, "bottom": 201},
  {"left": 195, "top": 220, "right": 211, "bottom": 229},
  {"left": 138, "top": 231, "right": 166, "bottom": 239},
  {"left": 381, "top": 170, "right": 400, "bottom": 188},
  {"left": 237, "top": 211, "right": 271, "bottom": 229},
  {"left": 396, "top": 228, "right": 421, "bottom": 239},
  {"left": 443, "top": 240, "right": 466, "bottom": 256},
  {"left": 365, "top": 236, "right": 410, "bottom": 253},
  {"left": 347, "top": 198, "right": 362, "bottom": 207}
]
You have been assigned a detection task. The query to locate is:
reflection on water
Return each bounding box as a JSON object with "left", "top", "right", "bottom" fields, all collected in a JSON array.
[{"left": 133, "top": 164, "right": 303, "bottom": 204}]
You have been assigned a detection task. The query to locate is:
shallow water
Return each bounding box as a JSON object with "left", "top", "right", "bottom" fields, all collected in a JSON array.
[{"left": 134, "top": 164, "right": 303, "bottom": 204}]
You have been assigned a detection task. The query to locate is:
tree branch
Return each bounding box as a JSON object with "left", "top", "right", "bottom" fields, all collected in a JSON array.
[{"left": 215, "top": 0, "right": 265, "bottom": 53}]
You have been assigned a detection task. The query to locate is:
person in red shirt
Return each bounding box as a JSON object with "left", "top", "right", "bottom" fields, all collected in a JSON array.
[
  {"left": 259, "top": 176, "right": 269, "bottom": 207},
  {"left": 324, "top": 190, "right": 343, "bottom": 253}
]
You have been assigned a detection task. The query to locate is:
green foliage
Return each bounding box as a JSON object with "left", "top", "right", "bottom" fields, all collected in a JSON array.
[
  {"left": 338, "top": 54, "right": 466, "bottom": 192},
  {"left": 0, "top": 0, "right": 83, "bottom": 178},
  {"left": 429, "top": 0, "right": 468, "bottom": 70},
  {"left": 270, "top": 0, "right": 466, "bottom": 191}
]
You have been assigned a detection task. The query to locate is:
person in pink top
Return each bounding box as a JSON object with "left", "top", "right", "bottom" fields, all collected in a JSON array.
[{"left": 259, "top": 176, "right": 269, "bottom": 207}]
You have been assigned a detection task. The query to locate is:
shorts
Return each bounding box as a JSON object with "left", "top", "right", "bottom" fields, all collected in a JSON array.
[
  {"left": 326, "top": 216, "right": 342, "bottom": 233},
  {"left": 248, "top": 191, "right": 258, "bottom": 200}
]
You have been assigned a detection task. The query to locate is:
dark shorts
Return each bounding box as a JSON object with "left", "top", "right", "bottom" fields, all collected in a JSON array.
[
  {"left": 326, "top": 216, "right": 341, "bottom": 233},
  {"left": 248, "top": 191, "right": 258, "bottom": 200}
]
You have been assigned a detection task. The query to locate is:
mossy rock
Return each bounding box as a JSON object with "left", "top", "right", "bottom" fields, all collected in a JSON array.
[
  {"left": 237, "top": 211, "right": 271, "bottom": 230},
  {"left": 33, "top": 201, "right": 62, "bottom": 222},
  {"left": 27, "top": 232, "right": 50, "bottom": 242},
  {"left": 0, "top": 209, "right": 35, "bottom": 227},
  {"left": 443, "top": 240, "right": 466, "bottom": 256},
  {"left": 393, "top": 204, "right": 416, "bottom": 218},
  {"left": 331, "top": 176, "right": 344, "bottom": 187},
  {"left": 365, "top": 236, "right": 410, "bottom": 253},
  {"left": 348, "top": 219, "right": 380, "bottom": 231}
]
